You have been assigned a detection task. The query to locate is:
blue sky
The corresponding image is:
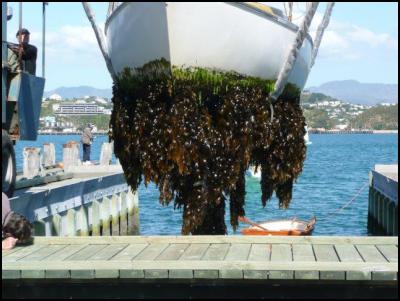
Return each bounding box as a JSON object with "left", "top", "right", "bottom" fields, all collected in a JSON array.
[{"left": 5, "top": 2, "right": 398, "bottom": 91}]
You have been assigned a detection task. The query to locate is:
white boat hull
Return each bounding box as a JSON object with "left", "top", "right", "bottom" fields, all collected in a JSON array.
[
  {"left": 254, "top": 220, "right": 308, "bottom": 232},
  {"left": 105, "top": 2, "right": 313, "bottom": 89},
  {"left": 247, "top": 165, "right": 261, "bottom": 179}
]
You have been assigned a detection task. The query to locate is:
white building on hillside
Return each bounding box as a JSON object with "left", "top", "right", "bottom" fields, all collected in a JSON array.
[
  {"left": 335, "top": 124, "right": 348, "bottom": 130},
  {"left": 48, "top": 93, "right": 63, "bottom": 101},
  {"left": 95, "top": 97, "right": 108, "bottom": 104},
  {"left": 54, "top": 103, "right": 105, "bottom": 115}
]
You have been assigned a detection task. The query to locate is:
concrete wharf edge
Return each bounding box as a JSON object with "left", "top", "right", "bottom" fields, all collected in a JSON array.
[
  {"left": 2, "top": 236, "right": 398, "bottom": 281},
  {"left": 368, "top": 165, "right": 398, "bottom": 235}
]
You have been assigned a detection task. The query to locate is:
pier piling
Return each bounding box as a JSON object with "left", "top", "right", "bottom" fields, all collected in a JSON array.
[
  {"left": 42, "top": 143, "right": 56, "bottom": 167},
  {"left": 62, "top": 141, "right": 81, "bottom": 170},
  {"left": 23, "top": 147, "right": 41, "bottom": 179},
  {"left": 100, "top": 142, "right": 113, "bottom": 166}
]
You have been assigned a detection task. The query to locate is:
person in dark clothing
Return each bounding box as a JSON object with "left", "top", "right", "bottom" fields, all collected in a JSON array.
[
  {"left": 2, "top": 192, "right": 33, "bottom": 250},
  {"left": 7, "top": 28, "right": 38, "bottom": 75},
  {"left": 81, "top": 123, "right": 94, "bottom": 162}
]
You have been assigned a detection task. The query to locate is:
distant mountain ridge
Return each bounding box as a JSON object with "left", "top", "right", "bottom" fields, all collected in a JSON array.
[
  {"left": 44, "top": 86, "right": 112, "bottom": 100},
  {"left": 307, "top": 80, "right": 398, "bottom": 105}
]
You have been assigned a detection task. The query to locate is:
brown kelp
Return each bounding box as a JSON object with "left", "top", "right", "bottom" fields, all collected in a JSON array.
[{"left": 110, "top": 58, "right": 306, "bottom": 235}]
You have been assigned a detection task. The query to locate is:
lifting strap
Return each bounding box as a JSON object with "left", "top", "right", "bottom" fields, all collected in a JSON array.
[
  {"left": 269, "top": 2, "right": 319, "bottom": 103},
  {"left": 311, "top": 2, "right": 335, "bottom": 68}
]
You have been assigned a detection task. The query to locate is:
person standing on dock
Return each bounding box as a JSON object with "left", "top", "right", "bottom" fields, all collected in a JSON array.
[
  {"left": 81, "top": 123, "right": 94, "bottom": 163},
  {"left": 2, "top": 192, "right": 33, "bottom": 250},
  {"left": 7, "top": 28, "right": 38, "bottom": 75}
]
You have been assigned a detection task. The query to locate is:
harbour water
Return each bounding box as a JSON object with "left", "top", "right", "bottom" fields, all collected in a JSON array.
[{"left": 15, "top": 134, "right": 398, "bottom": 236}]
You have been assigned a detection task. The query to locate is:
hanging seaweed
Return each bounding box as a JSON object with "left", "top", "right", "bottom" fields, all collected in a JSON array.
[{"left": 109, "top": 58, "right": 306, "bottom": 235}]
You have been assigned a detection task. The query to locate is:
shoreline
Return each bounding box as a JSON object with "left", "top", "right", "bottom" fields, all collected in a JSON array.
[
  {"left": 309, "top": 130, "right": 398, "bottom": 134},
  {"left": 37, "top": 130, "right": 398, "bottom": 136}
]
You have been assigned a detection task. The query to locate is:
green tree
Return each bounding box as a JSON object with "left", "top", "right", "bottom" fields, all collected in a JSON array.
[{"left": 303, "top": 108, "right": 331, "bottom": 129}]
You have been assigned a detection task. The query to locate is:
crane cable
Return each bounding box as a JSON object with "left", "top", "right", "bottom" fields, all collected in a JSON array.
[{"left": 311, "top": 2, "right": 335, "bottom": 68}]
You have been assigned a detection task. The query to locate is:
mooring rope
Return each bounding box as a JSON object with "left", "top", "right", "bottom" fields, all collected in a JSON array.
[{"left": 316, "top": 181, "right": 369, "bottom": 221}]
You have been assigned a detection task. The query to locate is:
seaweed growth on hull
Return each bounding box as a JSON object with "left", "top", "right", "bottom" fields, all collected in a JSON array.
[{"left": 110, "top": 59, "right": 306, "bottom": 235}]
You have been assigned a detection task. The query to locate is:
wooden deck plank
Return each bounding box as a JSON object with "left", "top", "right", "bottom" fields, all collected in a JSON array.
[
  {"left": 18, "top": 245, "right": 68, "bottom": 262},
  {"left": 144, "top": 269, "right": 168, "bottom": 279},
  {"left": 220, "top": 244, "right": 250, "bottom": 278},
  {"left": 156, "top": 243, "right": 190, "bottom": 261},
  {"left": 169, "top": 269, "right": 194, "bottom": 279},
  {"left": 119, "top": 269, "right": 144, "bottom": 279},
  {"left": 43, "top": 244, "right": 88, "bottom": 261},
  {"left": 292, "top": 244, "right": 315, "bottom": 261},
  {"left": 2, "top": 270, "right": 21, "bottom": 279},
  {"left": 349, "top": 245, "right": 386, "bottom": 280},
  {"left": 270, "top": 244, "right": 293, "bottom": 279},
  {"left": 3, "top": 260, "right": 397, "bottom": 273},
  {"left": 334, "top": 244, "right": 364, "bottom": 262},
  {"left": 313, "top": 244, "right": 343, "bottom": 280},
  {"left": 247, "top": 244, "right": 271, "bottom": 261},
  {"left": 21, "top": 270, "right": 45, "bottom": 279},
  {"left": 371, "top": 272, "right": 397, "bottom": 281},
  {"left": 179, "top": 244, "right": 209, "bottom": 261},
  {"left": 88, "top": 244, "right": 128, "bottom": 261},
  {"left": 376, "top": 245, "right": 398, "bottom": 262},
  {"left": 29, "top": 235, "right": 398, "bottom": 245},
  {"left": 292, "top": 244, "right": 318, "bottom": 280},
  {"left": 355, "top": 245, "right": 388, "bottom": 263},
  {"left": 65, "top": 244, "right": 109, "bottom": 261},
  {"left": 201, "top": 244, "right": 230, "bottom": 261},
  {"left": 2, "top": 247, "right": 25, "bottom": 257},
  {"left": 95, "top": 269, "right": 119, "bottom": 279},
  {"left": 134, "top": 243, "right": 169, "bottom": 260},
  {"left": 313, "top": 244, "right": 338, "bottom": 262},
  {"left": 45, "top": 270, "right": 71, "bottom": 279},
  {"left": 270, "top": 244, "right": 292, "bottom": 261},
  {"left": 111, "top": 243, "right": 148, "bottom": 261},
  {"left": 194, "top": 270, "right": 219, "bottom": 279},
  {"left": 243, "top": 270, "right": 269, "bottom": 279},
  {"left": 372, "top": 245, "right": 398, "bottom": 280},
  {"left": 224, "top": 244, "right": 251, "bottom": 261},
  {"left": 219, "top": 269, "right": 243, "bottom": 279},
  {"left": 71, "top": 270, "right": 95, "bottom": 279},
  {"left": 2, "top": 245, "right": 45, "bottom": 263}
]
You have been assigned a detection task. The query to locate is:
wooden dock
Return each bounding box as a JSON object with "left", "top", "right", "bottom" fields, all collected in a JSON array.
[{"left": 2, "top": 236, "right": 398, "bottom": 298}]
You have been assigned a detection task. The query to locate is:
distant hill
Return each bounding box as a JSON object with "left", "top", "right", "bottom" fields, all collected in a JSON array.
[
  {"left": 307, "top": 80, "right": 398, "bottom": 105},
  {"left": 44, "top": 86, "right": 112, "bottom": 100},
  {"left": 47, "top": 80, "right": 398, "bottom": 105},
  {"left": 352, "top": 104, "right": 398, "bottom": 130},
  {"left": 300, "top": 91, "right": 397, "bottom": 130}
]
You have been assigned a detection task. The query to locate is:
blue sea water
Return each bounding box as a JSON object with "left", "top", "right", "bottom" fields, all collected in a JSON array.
[{"left": 15, "top": 134, "right": 398, "bottom": 236}]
